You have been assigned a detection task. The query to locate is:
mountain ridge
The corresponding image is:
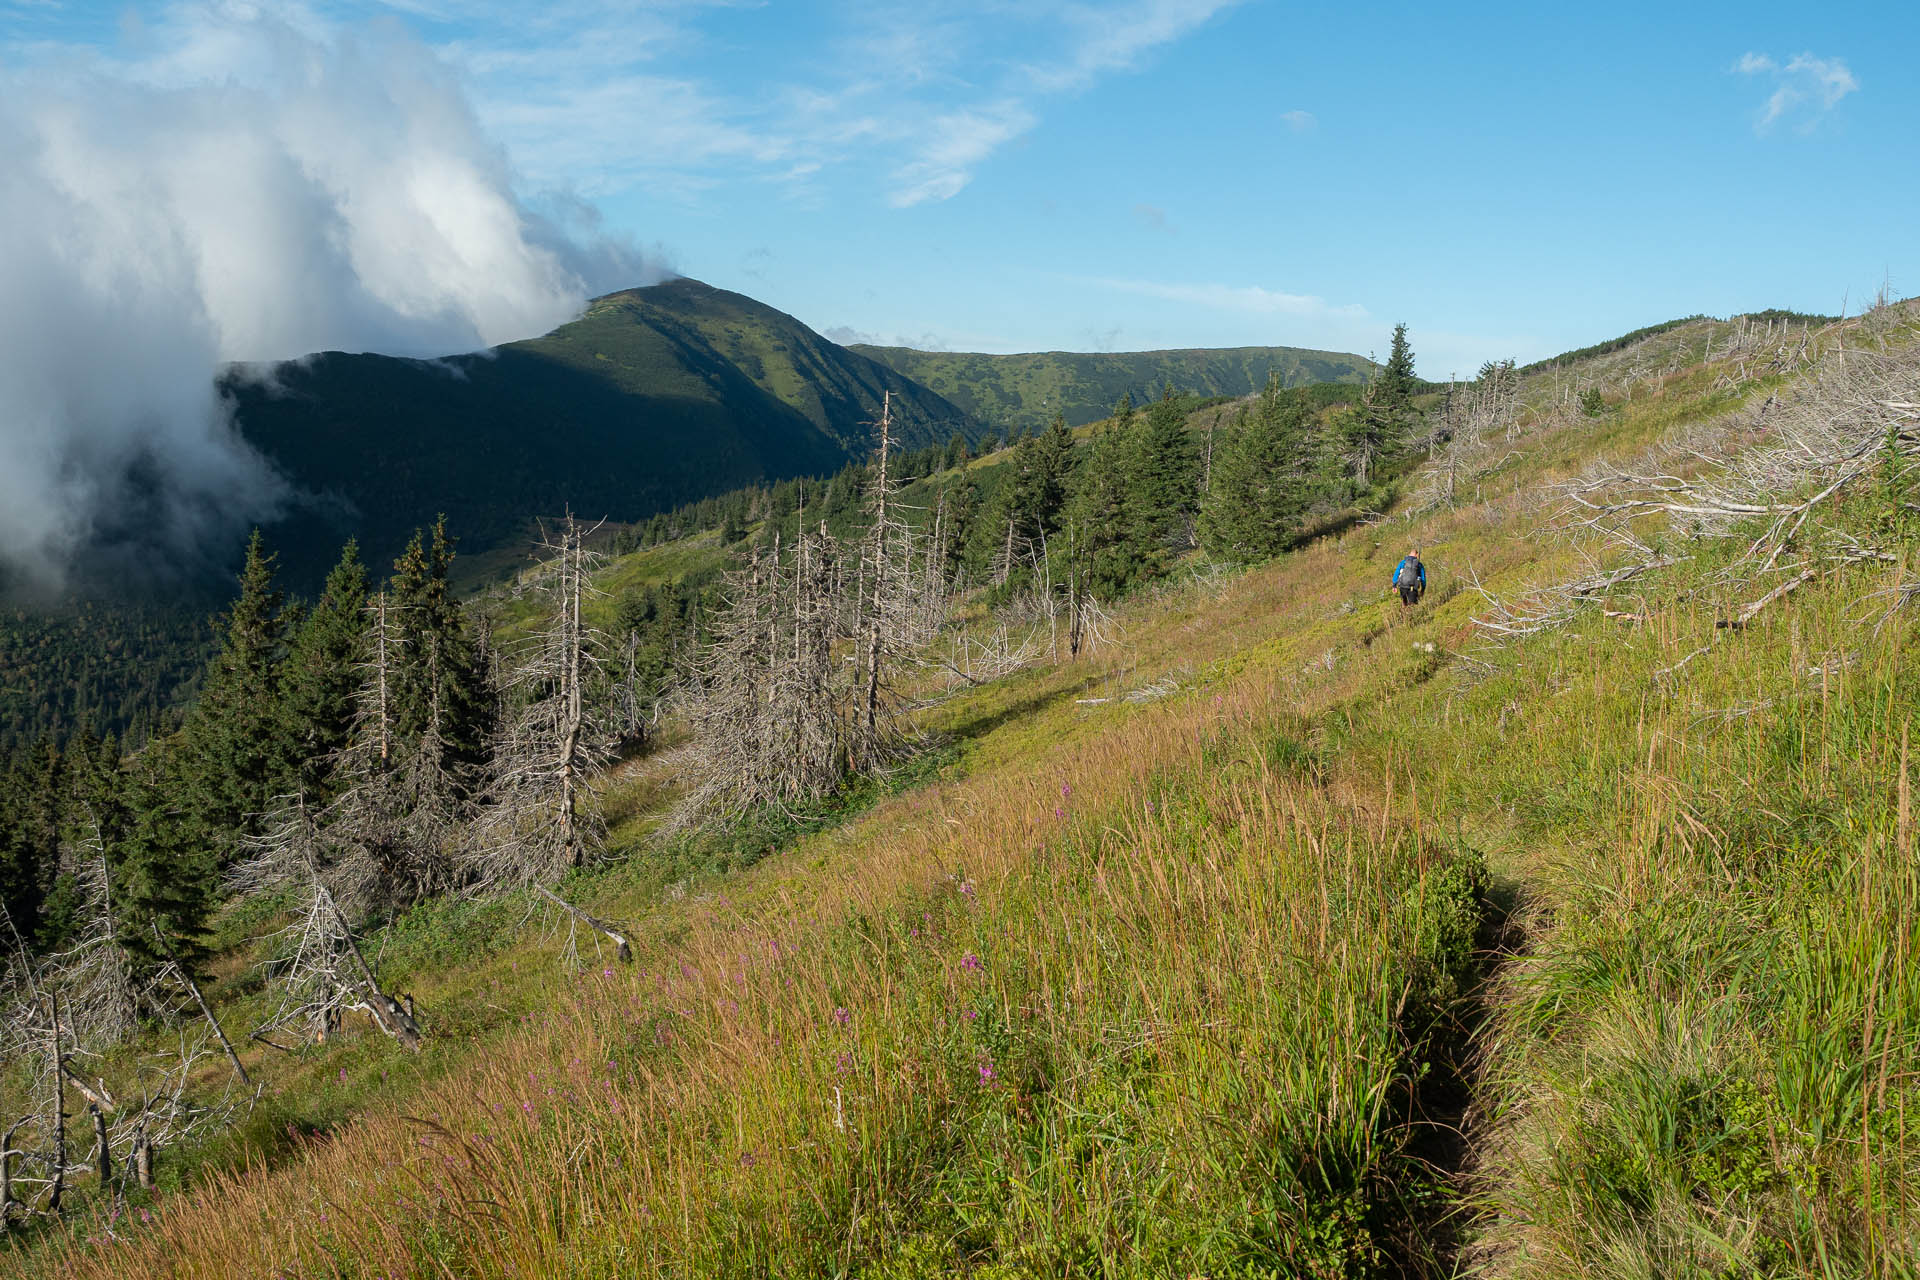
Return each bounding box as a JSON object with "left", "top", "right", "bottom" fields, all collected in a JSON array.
[
  {"left": 229, "top": 277, "right": 981, "bottom": 587},
  {"left": 849, "top": 341, "right": 1377, "bottom": 437}
]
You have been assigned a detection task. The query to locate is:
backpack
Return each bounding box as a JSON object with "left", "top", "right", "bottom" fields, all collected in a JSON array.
[{"left": 1395, "top": 559, "right": 1421, "bottom": 589}]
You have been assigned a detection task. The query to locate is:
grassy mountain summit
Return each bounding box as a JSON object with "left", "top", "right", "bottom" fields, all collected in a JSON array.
[
  {"left": 231, "top": 277, "right": 981, "bottom": 585},
  {"left": 849, "top": 342, "right": 1376, "bottom": 436}
]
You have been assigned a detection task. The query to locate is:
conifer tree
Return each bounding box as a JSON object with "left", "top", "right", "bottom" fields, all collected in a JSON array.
[
  {"left": 281, "top": 541, "right": 369, "bottom": 801},
  {"left": 1064, "top": 421, "right": 1142, "bottom": 597},
  {"left": 1378, "top": 322, "right": 1418, "bottom": 414},
  {"left": 179, "top": 530, "right": 294, "bottom": 867},
  {"left": 1128, "top": 383, "right": 1202, "bottom": 568},
  {"left": 1201, "top": 374, "right": 1318, "bottom": 558},
  {"left": 389, "top": 519, "right": 489, "bottom": 778},
  {"left": 115, "top": 747, "right": 218, "bottom": 980},
  {"left": 970, "top": 411, "right": 1076, "bottom": 584},
  {"left": 0, "top": 739, "right": 62, "bottom": 952}
]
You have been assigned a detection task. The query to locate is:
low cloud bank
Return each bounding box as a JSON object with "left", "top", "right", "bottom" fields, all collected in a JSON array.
[{"left": 0, "top": 7, "right": 661, "bottom": 587}]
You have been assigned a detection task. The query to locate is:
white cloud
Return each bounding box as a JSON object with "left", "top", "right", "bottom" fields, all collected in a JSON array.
[
  {"left": 318, "top": 1, "right": 1239, "bottom": 212},
  {"left": 882, "top": 0, "right": 1237, "bottom": 204},
  {"left": 0, "top": 4, "right": 661, "bottom": 583},
  {"left": 1088, "top": 277, "right": 1370, "bottom": 321},
  {"left": 1735, "top": 50, "right": 1858, "bottom": 133},
  {"left": 1280, "top": 109, "right": 1315, "bottom": 132},
  {"left": 1031, "top": 0, "right": 1241, "bottom": 93},
  {"left": 889, "top": 101, "right": 1038, "bottom": 207}
]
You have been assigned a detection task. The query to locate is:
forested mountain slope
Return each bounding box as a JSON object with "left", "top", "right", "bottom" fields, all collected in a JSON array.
[
  {"left": 850, "top": 341, "right": 1376, "bottom": 436},
  {"left": 236, "top": 277, "right": 982, "bottom": 585},
  {"left": 0, "top": 279, "right": 984, "bottom": 750}
]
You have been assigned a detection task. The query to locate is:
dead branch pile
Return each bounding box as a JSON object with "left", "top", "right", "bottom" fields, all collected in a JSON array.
[{"left": 1471, "top": 304, "right": 1920, "bottom": 640}]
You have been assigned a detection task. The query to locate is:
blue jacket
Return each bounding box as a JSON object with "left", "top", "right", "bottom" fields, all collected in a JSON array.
[{"left": 1391, "top": 557, "right": 1426, "bottom": 590}]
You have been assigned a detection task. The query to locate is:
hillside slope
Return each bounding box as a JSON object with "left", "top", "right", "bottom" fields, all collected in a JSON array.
[
  {"left": 850, "top": 342, "right": 1375, "bottom": 435},
  {"left": 233, "top": 278, "right": 980, "bottom": 584},
  {"left": 12, "top": 305, "right": 1918, "bottom": 1278}
]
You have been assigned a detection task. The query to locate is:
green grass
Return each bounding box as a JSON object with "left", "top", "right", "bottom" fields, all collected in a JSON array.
[{"left": 12, "top": 303, "right": 1920, "bottom": 1278}]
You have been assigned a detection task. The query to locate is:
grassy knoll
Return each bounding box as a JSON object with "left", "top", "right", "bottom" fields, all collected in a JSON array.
[{"left": 10, "top": 309, "right": 1919, "bottom": 1277}]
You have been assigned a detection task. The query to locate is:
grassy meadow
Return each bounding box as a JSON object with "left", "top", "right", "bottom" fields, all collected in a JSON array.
[{"left": 7, "top": 311, "right": 1918, "bottom": 1277}]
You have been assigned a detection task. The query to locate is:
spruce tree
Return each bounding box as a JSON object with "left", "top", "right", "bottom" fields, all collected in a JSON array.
[
  {"left": 1378, "top": 323, "right": 1418, "bottom": 414},
  {"left": 1063, "top": 422, "right": 1142, "bottom": 597},
  {"left": 1128, "top": 383, "right": 1202, "bottom": 569},
  {"left": 116, "top": 746, "right": 218, "bottom": 979},
  {"left": 282, "top": 541, "right": 370, "bottom": 800},
  {"left": 179, "top": 530, "right": 294, "bottom": 867},
  {"left": 1201, "top": 375, "right": 1318, "bottom": 558},
  {"left": 970, "top": 412, "right": 1077, "bottom": 584},
  {"left": 389, "top": 519, "right": 490, "bottom": 778},
  {"left": 0, "top": 739, "right": 62, "bottom": 950}
]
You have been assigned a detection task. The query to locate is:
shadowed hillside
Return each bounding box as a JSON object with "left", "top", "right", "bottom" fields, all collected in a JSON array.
[{"left": 235, "top": 278, "right": 982, "bottom": 586}]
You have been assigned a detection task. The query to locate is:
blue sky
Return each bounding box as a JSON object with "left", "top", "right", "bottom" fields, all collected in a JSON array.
[{"left": 5, "top": 1, "right": 1916, "bottom": 377}]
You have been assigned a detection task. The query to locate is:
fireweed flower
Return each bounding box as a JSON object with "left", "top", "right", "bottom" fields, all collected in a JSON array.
[
  {"left": 832, "top": 1007, "right": 851, "bottom": 1026},
  {"left": 961, "top": 953, "right": 983, "bottom": 971}
]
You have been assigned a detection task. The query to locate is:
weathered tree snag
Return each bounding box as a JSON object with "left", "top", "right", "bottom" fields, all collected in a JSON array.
[
  {"left": 168, "top": 957, "right": 250, "bottom": 1086},
  {"left": 534, "top": 885, "right": 633, "bottom": 963},
  {"left": 1, "top": 1117, "right": 27, "bottom": 1225},
  {"left": 330, "top": 895, "right": 422, "bottom": 1052},
  {"left": 132, "top": 1129, "right": 153, "bottom": 1190},
  {"left": 89, "top": 1105, "right": 110, "bottom": 1194},
  {"left": 45, "top": 998, "right": 65, "bottom": 1214}
]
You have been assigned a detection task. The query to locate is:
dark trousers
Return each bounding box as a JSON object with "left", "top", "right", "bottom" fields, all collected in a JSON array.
[{"left": 1399, "top": 586, "right": 1422, "bottom": 606}]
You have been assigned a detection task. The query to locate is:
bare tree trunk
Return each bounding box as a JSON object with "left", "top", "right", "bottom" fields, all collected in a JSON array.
[
  {"left": 1, "top": 1117, "right": 25, "bottom": 1223},
  {"left": 45, "top": 998, "right": 64, "bottom": 1214},
  {"left": 89, "top": 1105, "right": 110, "bottom": 1196},
  {"left": 132, "top": 1130, "right": 153, "bottom": 1190},
  {"left": 863, "top": 391, "right": 892, "bottom": 740},
  {"left": 326, "top": 890, "right": 422, "bottom": 1052},
  {"left": 374, "top": 593, "right": 391, "bottom": 765},
  {"left": 170, "top": 957, "right": 250, "bottom": 1086},
  {"left": 533, "top": 885, "right": 633, "bottom": 963},
  {"left": 559, "top": 516, "right": 584, "bottom": 866},
  {"left": 1203, "top": 412, "right": 1217, "bottom": 494}
]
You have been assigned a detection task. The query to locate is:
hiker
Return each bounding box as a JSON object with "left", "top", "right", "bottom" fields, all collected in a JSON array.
[{"left": 1391, "top": 550, "right": 1426, "bottom": 606}]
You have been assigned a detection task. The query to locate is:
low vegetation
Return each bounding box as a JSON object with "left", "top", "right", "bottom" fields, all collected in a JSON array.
[{"left": 3, "top": 305, "right": 1917, "bottom": 1276}]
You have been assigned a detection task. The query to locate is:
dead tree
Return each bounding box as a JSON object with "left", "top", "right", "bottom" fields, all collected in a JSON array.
[
  {"left": 462, "top": 515, "right": 619, "bottom": 890},
  {"left": 232, "top": 795, "right": 422, "bottom": 1052},
  {"left": 684, "top": 522, "right": 849, "bottom": 814},
  {"left": 323, "top": 592, "right": 468, "bottom": 910},
  {"left": 857, "top": 393, "right": 900, "bottom": 759},
  {"left": 1475, "top": 306, "right": 1920, "bottom": 639},
  {"left": 683, "top": 399, "right": 952, "bottom": 816},
  {"left": 38, "top": 820, "right": 141, "bottom": 1049}
]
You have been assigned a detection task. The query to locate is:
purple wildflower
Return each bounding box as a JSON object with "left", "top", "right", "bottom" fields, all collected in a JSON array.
[
  {"left": 832, "top": 1007, "right": 851, "bottom": 1027},
  {"left": 961, "top": 953, "right": 983, "bottom": 972}
]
